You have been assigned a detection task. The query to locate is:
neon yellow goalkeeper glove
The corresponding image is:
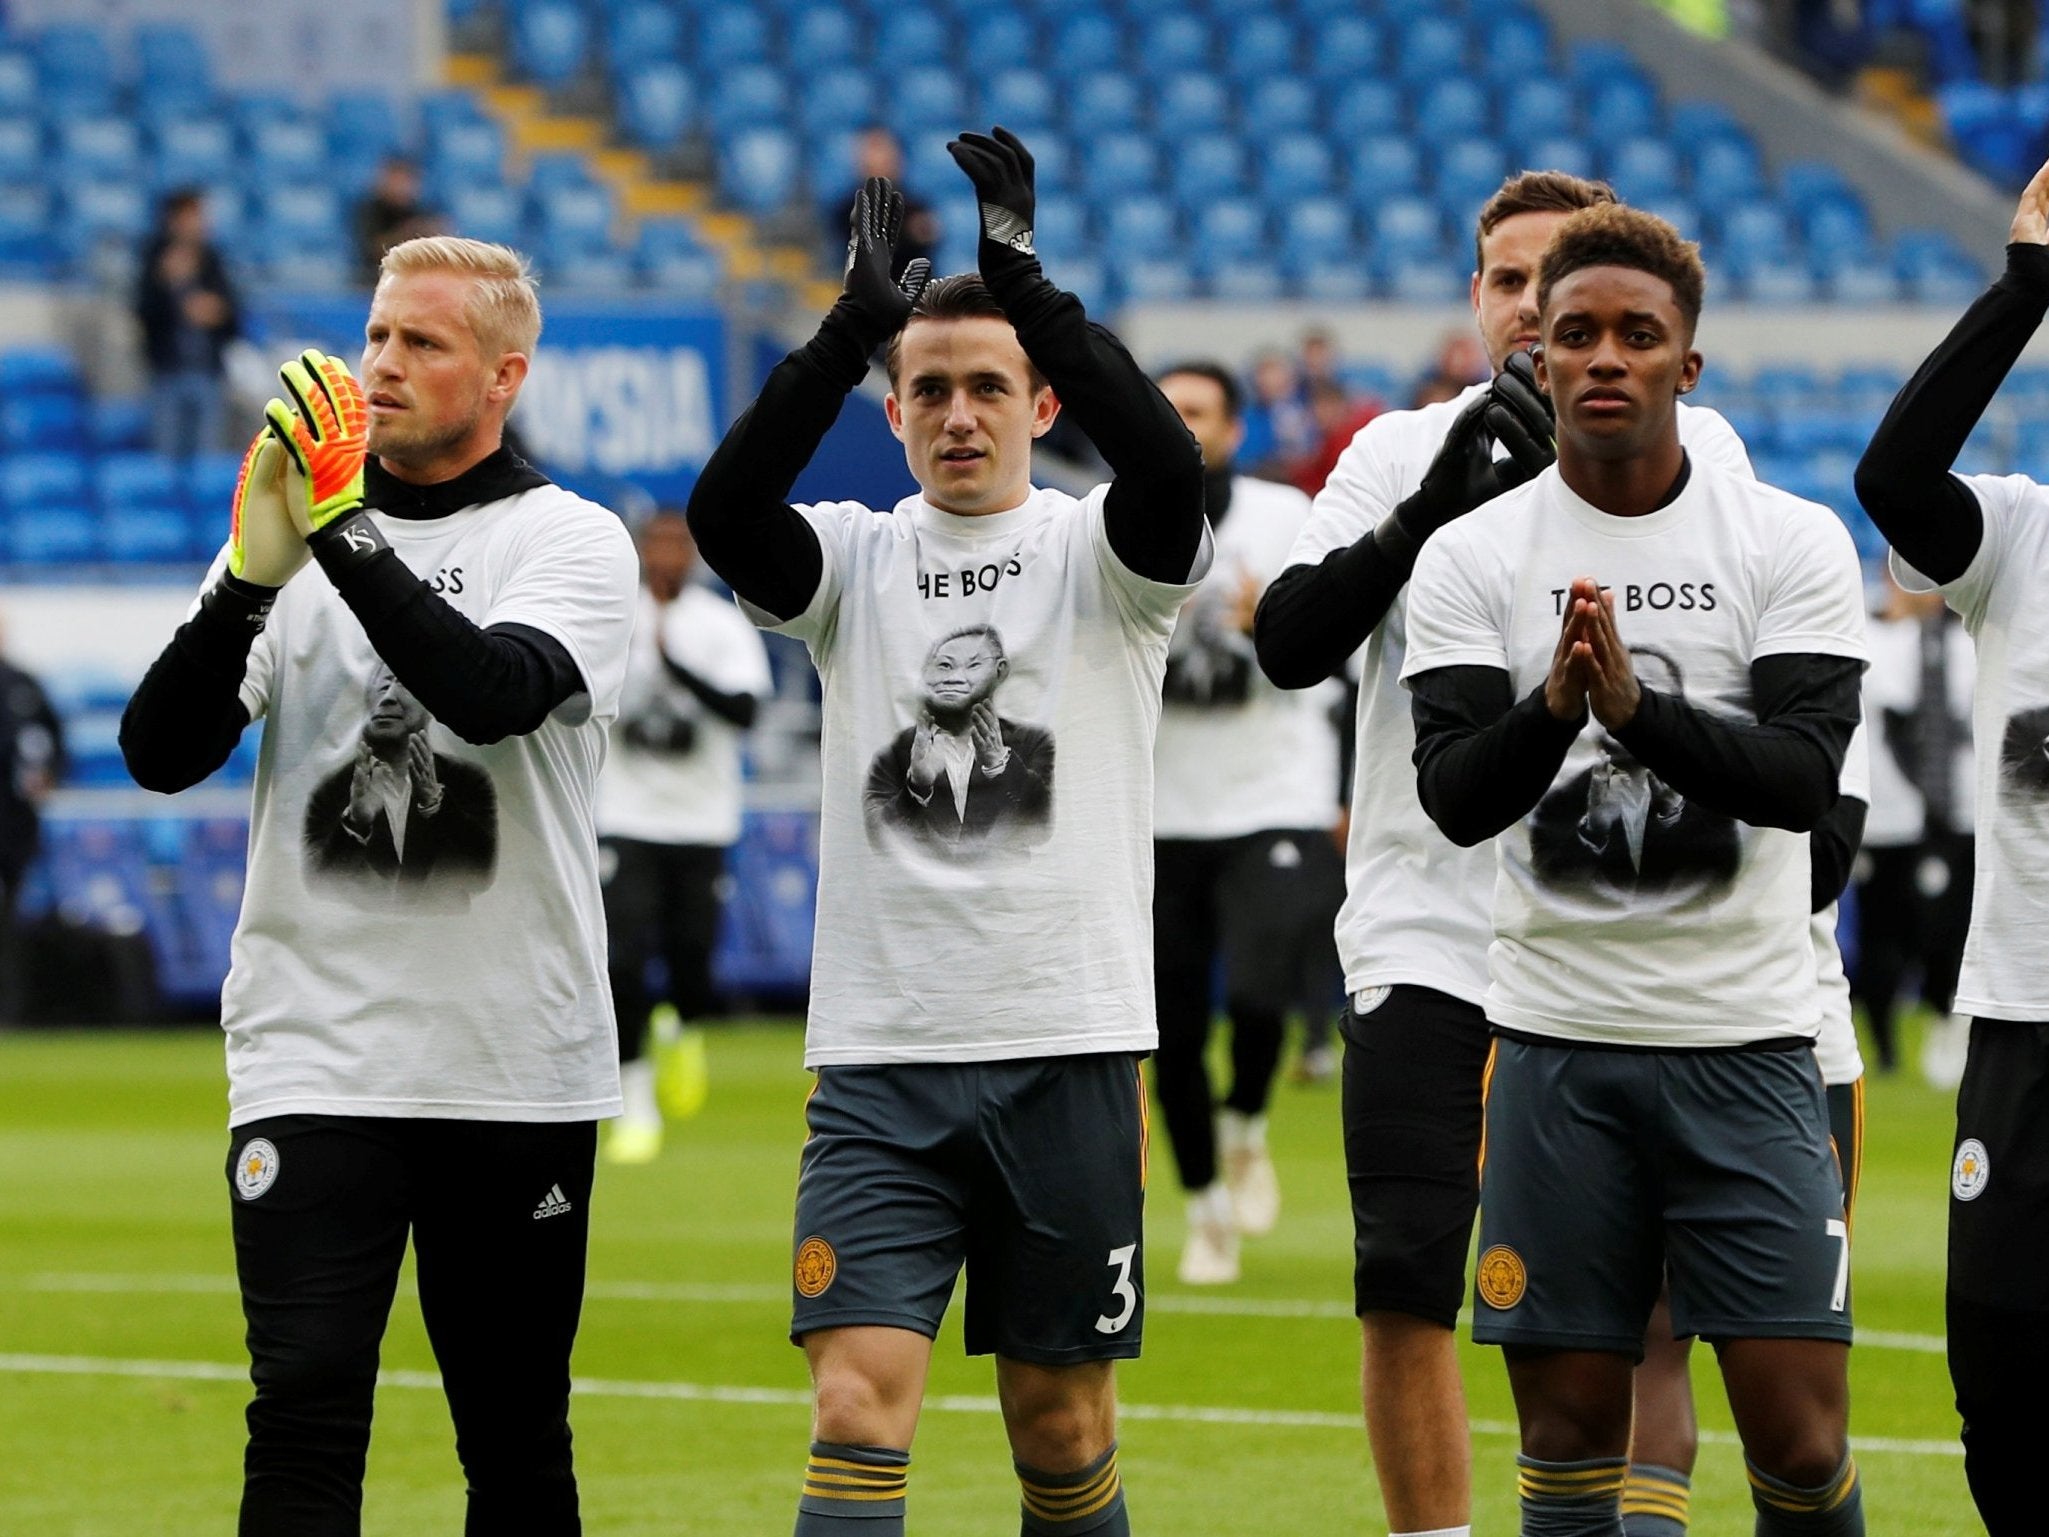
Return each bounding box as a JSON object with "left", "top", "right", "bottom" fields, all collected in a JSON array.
[
  {"left": 265, "top": 349, "right": 368, "bottom": 540},
  {"left": 225, "top": 428, "right": 310, "bottom": 590}
]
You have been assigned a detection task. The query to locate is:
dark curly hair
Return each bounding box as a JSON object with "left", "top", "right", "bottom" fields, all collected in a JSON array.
[{"left": 1536, "top": 203, "right": 1706, "bottom": 335}]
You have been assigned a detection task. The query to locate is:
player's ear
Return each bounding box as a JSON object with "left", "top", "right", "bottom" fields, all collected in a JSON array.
[
  {"left": 490, "top": 352, "right": 529, "bottom": 404},
  {"left": 883, "top": 390, "right": 908, "bottom": 443},
  {"left": 1531, "top": 343, "right": 1549, "bottom": 396},
  {"left": 1030, "top": 385, "right": 1060, "bottom": 438},
  {"left": 1677, "top": 348, "right": 1703, "bottom": 396}
]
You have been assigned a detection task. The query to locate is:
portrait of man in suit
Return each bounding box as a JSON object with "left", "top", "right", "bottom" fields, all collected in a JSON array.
[
  {"left": 1528, "top": 645, "right": 1740, "bottom": 902},
  {"left": 864, "top": 624, "right": 1054, "bottom": 856},
  {"left": 304, "top": 664, "right": 498, "bottom": 906}
]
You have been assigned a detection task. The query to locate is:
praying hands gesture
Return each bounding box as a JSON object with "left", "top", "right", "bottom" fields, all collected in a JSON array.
[{"left": 1545, "top": 576, "right": 1641, "bottom": 730}]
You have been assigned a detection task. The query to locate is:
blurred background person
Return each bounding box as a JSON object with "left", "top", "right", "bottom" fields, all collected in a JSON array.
[
  {"left": 1409, "top": 331, "right": 1492, "bottom": 409},
  {"left": 1855, "top": 571, "right": 1976, "bottom": 1082},
  {"left": 596, "top": 509, "right": 774, "bottom": 1163},
  {"left": 0, "top": 619, "right": 62, "bottom": 1023},
  {"left": 820, "top": 125, "right": 938, "bottom": 279},
  {"left": 355, "top": 154, "right": 441, "bottom": 285},
  {"left": 134, "top": 187, "right": 238, "bottom": 459}
]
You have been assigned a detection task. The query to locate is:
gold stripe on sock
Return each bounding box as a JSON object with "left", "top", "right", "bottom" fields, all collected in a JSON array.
[
  {"left": 1746, "top": 1460, "right": 1857, "bottom": 1514},
  {"left": 1020, "top": 1464, "right": 1121, "bottom": 1522},
  {"left": 1620, "top": 1491, "right": 1692, "bottom": 1520},
  {"left": 805, "top": 1470, "right": 908, "bottom": 1490},
  {"left": 1520, "top": 1474, "right": 1625, "bottom": 1500},
  {"left": 808, "top": 1455, "right": 909, "bottom": 1476}
]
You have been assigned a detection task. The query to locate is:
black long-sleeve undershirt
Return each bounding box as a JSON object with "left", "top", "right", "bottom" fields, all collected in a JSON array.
[
  {"left": 1811, "top": 793, "right": 1866, "bottom": 914},
  {"left": 1254, "top": 536, "right": 1414, "bottom": 689},
  {"left": 656, "top": 651, "right": 760, "bottom": 729},
  {"left": 689, "top": 277, "right": 1204, "bottom": 622},
  {"left": 121, "top": 450, "right": 586, "bottom": 794},
  {"left": 1409, "top": 653, "right": 1862, "bottom": 847},
  {"left": 1855, "top": 243, "right": 2049, "bottom": 586}
]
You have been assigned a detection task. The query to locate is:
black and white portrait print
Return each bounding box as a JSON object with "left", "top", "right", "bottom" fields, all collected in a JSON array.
[
  {"left": 1528, "top": 646, "right": 1740, "bottom": 902},
  {"left": 1162, "top": 559, "right": 1257, "bottom": 708},
  {"left": 304, "top": 664, "right": 498, "bottom": 907},
  {"left": 1999, "top": 704, "right": 2049, "bottom": 796},
  {"left": 863, "top": 624, "right": 1054, "bottom": 856}
]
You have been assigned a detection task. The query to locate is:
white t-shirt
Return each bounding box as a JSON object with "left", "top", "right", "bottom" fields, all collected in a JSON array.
[
  {"left": 214, "top": 484, "right": 638, "bottom": 1126},
  {"left": 1154, "top": 475, "right": 1339, "bottom": 839},
  {"left": 1860, "top": 609, "right": 1976, "bottom": 846},
  {"left": 1894, "top": 473, "right": 2049, "bottom": 1020},
  {"left": 1812, "top": 718, "right": 1870, "bottom": 1086},
  {"left": 597, "top": 582, "right": 773, "bottom": 847},
  {"left": 1400, "top": 458, "right": 1867, "bottom": 1046},
  {"left": 1286, "top": 386, "right": 1754, "bottom": 1005},
  {"left": 758, "top": 484, "right": 1210, "bottom": 1066}
]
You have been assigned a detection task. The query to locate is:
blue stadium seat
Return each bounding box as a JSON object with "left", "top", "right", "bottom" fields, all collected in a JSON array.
[
  {"left": 151, "top": 118, "right": 234, "bottom": 190},
  {"left": 0, "top": 118, "right": 39, "bottom": 184},
  {"left": 6, "top": 504, "right": 94, "bottom": 565},
  {"left": 34, "top": 26, "right": 115, "bottom": 118},
  {"left": 89, "top": 396, "right": 151, "bottom": 452},
  {"left": 1395, "top": 16, "right": 1466, "bottom": 83},
  {"left": 547, "top": 247, "right": 635, "bottom": 292},
  {"left": 1288, "top": 256, "right": 1371, "bottom": 303},
  {"left": 1727, "top": 255, "right": 1817, "bottom": 306},
  {"left": 1436, "top": 137, "right": 1509, "bottom": 215},
  {"left": 1204, "top": 257, "right": 1283, "bottom": 302},
  {"left": 1241, "top": 77, "right": 1317, "bottom": 137},
  {"left": 619, "top": 63, "right": 696, "bottom": 148},
  {"left": 1310, "top": 16, "right": 1382, "bottom": 84},
  {"left": 982, "top": 69, "right": 1057, "bottom": 131},
  {"left": 418, "top": 88, "right": 485, "bottom": 136},
  {"left": 1691, "top": 137, "right": 1765, "bottom": 211},
  {"left": 637, "top": 223, "right": 721, "bottom": 298},
  {"left": 1169, "top": 134, "right": 1246, "bottom": 206},
  {"left": 427, "top": 119, "right": 506, "bottom": 182},
  {"left": 1803, "top": 199, "right": 1871, "bottom": 263},
  {"left": 1349, "top": 135, "right": 1423, "bottom": 202},
  {"left": 1049, "top": 11, "right": 1127, "bottom": 74},
  {"left": 717, "top": 127, "right": 801, "bottom": 214},
  {"left": 259, "top": 185, "right": 345, "bottom": 244},
  {"left": 1136, "top": 14, "right": 1211, "bottom": 77},
  {"left": 0, "top": 183, "right": 51, "bottom": 268},
  {"left": 1032, "top": 194, "right": 1088, "bottom": 253},
  {"left": 1221, "top": 15, "right": 1295, "bottom": 81},
  {"left": 0, "top": 394, "right": 84, "bottom": 452},
  {"left": 1023, "top": 129, "right": 1075, "bottom": 189},
  {"left": 875, "top": 10, "right": 953, "bottom": 70},
  {"left": 1112, "top": 253, "right": 1197, "bottom": 304},
  {"left": 526, "top": 150, "right": 592, "bottom": 194},
  {"left": 1566, "top": 39, "right": 1642, "bottom": 90},
  {"left": 246, "top": 119, "right": 327, "bottom": 186},
  {"left": 448, "top": 185, "right": 526, "bottom": 246},
  {"left": 57, "top": 183, "right": 152, "bottom": 256},
  {"left": 0, "top": 52, "right": 37, "bottom": 116},
  {"left": 514, "top": 0, "right": 589, "bottom": 86},
  {"left": 699, "top": 6, "right": 771, "bottom": 68},
  {"left": 1669, "top": 98, "right": 1745, "bottom": 146},
  {"left": 1779, "top": 159, "right": 1857, "bottom": 209},
  {"left": 964, "top": 12, "right": 1037, "bottom": 77},
  {"left": 1638, "top": 196, "right": 1702, "bottom": 242},
  {"left": 1193, "top": 196, "right": 1265, "bottom": 264},
  {"left": 1261, "top": 135, "right": 1335, "bottom": 201},
  {"left": 1414, "top": 79, "right": 1490, "bottom": 139},
  {"left": 533, "top": 182, "right": 615, "bottom": 255},
  {"left": 1155, "top": 73, "right": 1229, "bottom": 139},
  {"left": 325, "top": 91, "right": 404, "bottom": 166},
  {"left": 1382, "top": 258, "right": 1463, "bottom": 304},
  {"left": 1605, "top": 138, "right": 1683, "bottom": 201},
  {"left": 1478, "top": 9, "right": 1552, "bottom": 82},
  {"left": 1502, "top": 78, "right": 1576, "bottom": 139},
  {"left": 891, "top": 67, "right": 966, "bottom": 134},
  {"left": 100, "top": 496, "right": 192, "bottom": 565},
  {"left": 53, "top": 118, "right": 141, "bottom": 182},
  {"left": 1102, "top": 195, "right": 1177, "bottom": 259},
  {"left": 709, "top": 66, "right": 788, "bottom": 132},
  {"left": 1081, "top": 133, "right": 1159, "bottom": 197},
  {"left": 1517, "top": 135, "right": 1597, "bottom": 181},
  {"left": 1069, "top": 72, "right": 1143, "bottom": 133},
  {"left": 2, "top": 450, "right": 91, "bottom": 519},
  {"left": 1369, "top": 196, "right": 1443, "bottom": 263},
  {"left": 800, "top": 68, "right": 873, "bottom": 135},
  {"left": 606, "top": 1, "right": 684, "bottom": 70},
  {"left": 1585, "top": 77, "right": 1661, "bottom": 142},
  {"left": 0, "top": 347, "right": 82, "bottom": 396},
  {"left": 1330, "top": 80, "right": 1402, "bottom": 140},
  {"left": 1817, "top": 253, "right": 1900, "bottom": 306},
  {"left": 1280, "top": 197, "right": 1355, "bottom": 265}
]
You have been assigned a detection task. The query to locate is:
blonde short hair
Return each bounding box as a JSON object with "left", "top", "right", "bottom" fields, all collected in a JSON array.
[{"left": 378, "top": 235, "right": 542, "bottom": 359}]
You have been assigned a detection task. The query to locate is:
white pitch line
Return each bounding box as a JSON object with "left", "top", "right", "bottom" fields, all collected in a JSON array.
[
  {"left": 0, "top": 1353, "right": 1965, "bottom": 1458},
  {"left": 14, "top": 1273, "right": 1952, "bottom": 1352}
]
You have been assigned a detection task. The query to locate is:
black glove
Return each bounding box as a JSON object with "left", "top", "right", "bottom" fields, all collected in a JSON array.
[
  {"left": 1373, "top": 352, "right": 1557, "bottom": 570},
  {"left": 800, "top": 177, "right": 933, "bottom": 388},
  {"left": 622, "top": 716, "right": 697, "bottom": 754},
  {"left": 946, "top": 126, "right": 1041, "bottom": 288}
]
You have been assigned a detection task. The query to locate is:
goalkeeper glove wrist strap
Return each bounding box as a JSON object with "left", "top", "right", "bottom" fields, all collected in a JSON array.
[
  {"left": 308, "top": 510, "right": 390, "bottom": 583},
  {"left": 200, "top": 572, "right": 279, "bottom": 631},
  {"left": 1370, "top": 505, "right": 1425, "bottom": 574},
  {"left": 798, "top": 302, "right": 879, "bottom": 393}
]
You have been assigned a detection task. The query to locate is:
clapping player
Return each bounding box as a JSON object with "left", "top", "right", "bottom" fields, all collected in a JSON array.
[
  {"left": 688, "top": 130, "right": 1206, "bottom": 1537},
  {"left": 1853, "top": 155, "right": 2049, "bottom": 1536},
  {"left": 1402, "top": 205, "right": 1868, "bottom": 1537},
  {"left": 1253, "top": 173, "right": 1753, "bottom": 1537},
  {"left": 121, "top": 236, "right": 636, "bottom": 1534}
]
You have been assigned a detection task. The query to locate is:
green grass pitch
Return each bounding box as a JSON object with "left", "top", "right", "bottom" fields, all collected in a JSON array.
[{"left": 0, "top": 1019, "right": 1972, "bottom": 1533}]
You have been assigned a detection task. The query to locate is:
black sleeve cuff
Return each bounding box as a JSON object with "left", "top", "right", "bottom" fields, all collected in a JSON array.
[{"left": 2004, "top": 241, "right": 2049, "bottom": 296}]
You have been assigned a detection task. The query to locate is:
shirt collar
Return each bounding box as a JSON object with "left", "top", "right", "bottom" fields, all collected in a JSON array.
[{"left": 364, "top": 446, "right": 551, "bottom": 521}]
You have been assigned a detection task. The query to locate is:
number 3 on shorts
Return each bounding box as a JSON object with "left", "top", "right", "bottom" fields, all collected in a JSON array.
[{"left": 1094, "top": 1243, "right": 1138, "bottom": 1334}]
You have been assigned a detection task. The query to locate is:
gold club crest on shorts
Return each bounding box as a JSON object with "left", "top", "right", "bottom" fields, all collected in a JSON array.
[
  {"left": 795, "top": 1236, "right": 837, "bottom": 1298},
  {"left": 1477, "top": 1244, "right": 1527, "bottom": 1309}
]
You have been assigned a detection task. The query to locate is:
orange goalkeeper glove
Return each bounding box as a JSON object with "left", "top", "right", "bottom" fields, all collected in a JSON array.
[
  {"left": 224, "top": 428, "right": 310, "bottom": 590},
  {"left": 265, "top": 349, "right": 387, "bottom": 577}
]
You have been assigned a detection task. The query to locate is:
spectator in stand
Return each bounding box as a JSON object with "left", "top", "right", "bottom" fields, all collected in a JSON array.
[
  {"left": 1409, "top": 331, "right": 1492, "bottom": 409},
  {"left": 821, "top": 126, "right": 939, "bottom": 279},
  {"left": 135, "top": 188, "right": 239, "bottom": 459},
  {"left": 1240, "top": 350, "right": 1317, "bottom": 480},
  {"left": 355, "top": 155, "right": 441, "bottom": 285},
  {"left": 1291, "top": 378, "right": 1384, "bottom": 498},
  {"left": 0, "top": 620, "right": 64, "bottom": 1022}
]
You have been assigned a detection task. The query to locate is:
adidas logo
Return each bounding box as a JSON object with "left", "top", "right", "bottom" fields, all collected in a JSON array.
[{"left": 532, "top": 1184, "right": 573, "bottom": 1221}]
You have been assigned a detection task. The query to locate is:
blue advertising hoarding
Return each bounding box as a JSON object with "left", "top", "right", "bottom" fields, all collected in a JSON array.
[{"left": 253, "top": 295, "right": 727, "bottom": 505}]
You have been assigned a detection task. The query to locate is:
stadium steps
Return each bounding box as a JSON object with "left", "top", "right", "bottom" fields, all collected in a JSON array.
[{"left": 453, "top": 47, "right": 817, "bottom": 301}]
